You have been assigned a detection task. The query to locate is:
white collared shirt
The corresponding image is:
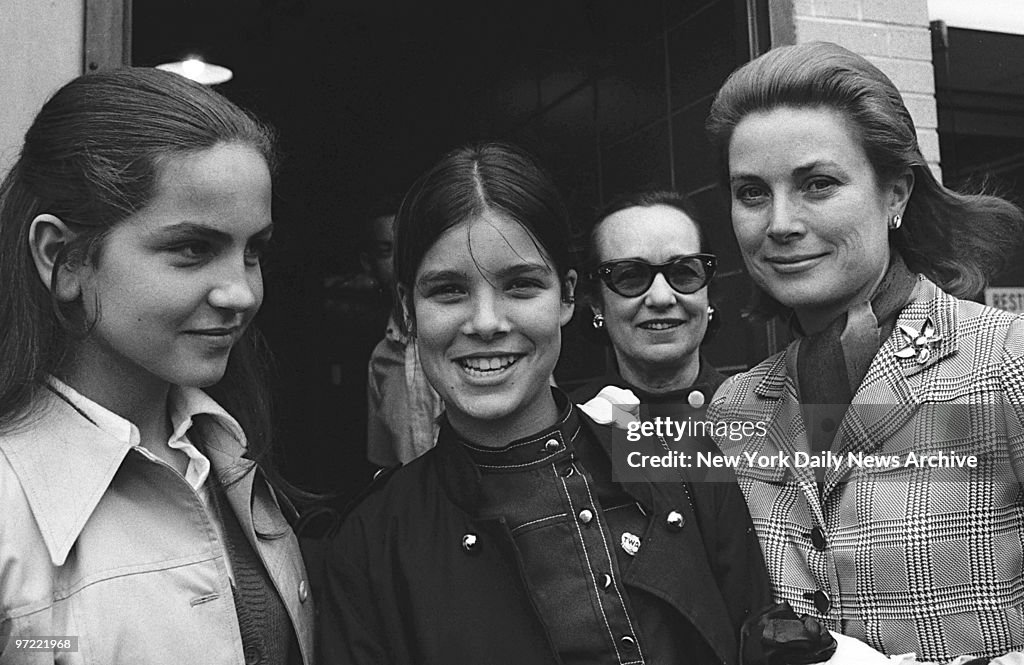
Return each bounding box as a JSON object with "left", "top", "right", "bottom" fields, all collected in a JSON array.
[{"left": 47, "top": 376, "right": 240, "bottom": 579}]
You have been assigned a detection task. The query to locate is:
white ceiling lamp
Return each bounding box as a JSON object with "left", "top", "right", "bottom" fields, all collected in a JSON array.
[{"left": 156, "top": 56, "right": 233, "bottom": 85}]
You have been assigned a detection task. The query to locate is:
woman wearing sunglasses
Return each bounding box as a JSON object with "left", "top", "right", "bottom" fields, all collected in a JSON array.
[{"left": 573, "top": 190, "right": 722, "bottom": 410}]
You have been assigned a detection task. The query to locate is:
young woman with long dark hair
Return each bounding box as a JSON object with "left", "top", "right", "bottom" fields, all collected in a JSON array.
[{"left": 0, "top": 68, "right": 313, "bottom": 664}]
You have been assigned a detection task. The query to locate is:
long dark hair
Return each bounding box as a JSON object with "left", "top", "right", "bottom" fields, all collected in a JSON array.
[
  {"left": 394, "top": 141, "right": 573, "bottom": 333},
  {"left": 706, "top": 41, "right": 1024, "bottom": 304},
  {"left": 0, "top": 68, "right": 284, "bottom": 486}
]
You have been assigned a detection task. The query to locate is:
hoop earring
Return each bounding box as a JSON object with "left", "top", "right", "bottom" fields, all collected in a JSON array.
[
  {"left": 889, "top": 213, "right": 902, "bottom": 230},
  {"left": 592, "top": 313, "right": 605, "bottom": 330}
]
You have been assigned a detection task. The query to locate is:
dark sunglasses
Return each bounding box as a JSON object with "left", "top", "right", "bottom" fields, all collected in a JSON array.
[{"left": 592, "top": 254, "right": 717, "bottom": 297}]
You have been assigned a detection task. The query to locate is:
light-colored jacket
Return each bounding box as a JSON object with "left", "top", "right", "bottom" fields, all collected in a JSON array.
[
  {"left": 0, "top": 389, "right": 315, "bottom": 665},
  {"left": 365, "top": 314, "right": 442, "bottom": 467},
  {"left": 708, "top": 277, "right": 1024, "bottom": 664}
]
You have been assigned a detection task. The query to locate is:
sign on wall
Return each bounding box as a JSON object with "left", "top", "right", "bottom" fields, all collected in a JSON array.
[{"left": 985, "top": 287, "right": 1024, "bottom": 313}]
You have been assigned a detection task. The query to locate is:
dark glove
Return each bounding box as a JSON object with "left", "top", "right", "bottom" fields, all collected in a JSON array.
[{"left": 741, "top": 601, "right": 838, "bottom": 665}]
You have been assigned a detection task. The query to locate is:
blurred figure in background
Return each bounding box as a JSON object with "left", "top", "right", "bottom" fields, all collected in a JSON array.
[{"left": 364, "top": 208, "right": 442, "bottom": 467}]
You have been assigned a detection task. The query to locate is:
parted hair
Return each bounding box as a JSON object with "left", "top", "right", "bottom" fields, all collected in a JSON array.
[
  {"left": 393, "top": 141, "right": 573, "bottom": 334},
  {"left": 0, "top": 68, "right": 280, "bottom": 479},
  {"left": 706, "top": 41, "right": 1024, "bottom": 306}
]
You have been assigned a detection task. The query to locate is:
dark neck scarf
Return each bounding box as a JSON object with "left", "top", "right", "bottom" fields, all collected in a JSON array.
[{"left": 794, "top": 252, "right": 918, "bottom": 456}]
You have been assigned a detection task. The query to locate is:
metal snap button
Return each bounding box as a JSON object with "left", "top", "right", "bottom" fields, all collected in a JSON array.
[
  {"left": 578, "top": 508, "right": 594, "bottom": 524},
  {"left": 601, "top": 573, "right": 612, "bottom": 589},
  {"left": 560, "top": 464, "right": 575, "bottom": 478},
  {"left": 665, "top": 510, "right": 685, "bottom": 531},
  {"left": 298, "top": 579, "right": 308, "bottom": 603},
  {"left": 543, "top": 438, "right": 560, "bottom": 453},
  {"left": 462, "top": 533, "right": 479, "bottom": 554},
  {"left": 620, "top": 635, "right": 637, "bottom": 649}
]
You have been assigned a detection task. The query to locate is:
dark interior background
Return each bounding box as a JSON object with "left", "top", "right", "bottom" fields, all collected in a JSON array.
[
  {"left": 133, "top": 0, "right": 766, "bottom": 498},
  {"left": 133, "top": 4, "right": 1024, "bottom": 500}
]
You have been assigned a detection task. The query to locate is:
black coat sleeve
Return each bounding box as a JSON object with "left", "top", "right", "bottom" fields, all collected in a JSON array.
[
  {"left": 317, "top": 520, "right": 390, "bottom": 665},
  {"left": 686, "top": 465, "right": 774, "bottom": 635}
]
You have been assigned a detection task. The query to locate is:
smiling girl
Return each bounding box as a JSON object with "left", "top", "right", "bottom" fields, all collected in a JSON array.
[
  {"left": 319, "top": 142, "right": 770, "bottom": 665},
  {"left": 0, "top": 69, "right": 313, "bottom": 664}
]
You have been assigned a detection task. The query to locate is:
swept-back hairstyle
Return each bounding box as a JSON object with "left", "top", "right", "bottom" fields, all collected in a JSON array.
[
  {"left": 394, "top": 141, "right": 573, "bottom": 333},
  {"left": 706, "top": 41, "right": 1024, "bottom": 303},
  {"left": 0, "top": 68, "right": 280, "bottom": 476}
]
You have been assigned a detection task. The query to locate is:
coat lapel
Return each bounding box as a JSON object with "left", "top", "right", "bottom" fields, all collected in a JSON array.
[
  {"left": 773, "top": 345, "right": 830, "bottom": 525},
  {"left": 821, "top": 279, "right": 958, "bottom": 497},
  {"left": 198, "top": 417, "right": 288, "bottom": 543},
  {"left": 0, "top": 393, "right": 132, "bottom": 566},
  {"left": 579, "top": 416, "right": 738, "bottom": 664},
  {"left": 748, "top": 346, "right": 818, "bottom": 487}
]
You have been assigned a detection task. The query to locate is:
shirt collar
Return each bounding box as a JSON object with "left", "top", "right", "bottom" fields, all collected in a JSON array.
[
  {"left": 166, "top": 385, "right": 248, "bottom": 489},
  {"left": 455, "top": 389, "right": 581, "bottom": 471},
  {"left": 166, "top": 383, "right": 247, "bottom": 454},
  {"left": 1, "top": 380, "right": 247, "bottom": 566},
  {"left": 48, "top": 376, "right": 138, "bottom": 446},
  {"left": 47, "top": 377, "right": 246, "bottom": 449}
]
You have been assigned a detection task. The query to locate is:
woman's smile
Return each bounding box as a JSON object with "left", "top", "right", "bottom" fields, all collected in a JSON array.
[
  {"left": 454, "top": 353, "right": 523, "bottom": 380},
  {"left": 410, "top": 210, "right": 575, "bottom": 444},
  {"left": 762, "top": 251, "right": 829, "bottom": 274}
]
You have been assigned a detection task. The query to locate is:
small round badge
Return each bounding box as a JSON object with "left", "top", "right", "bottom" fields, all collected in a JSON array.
[{"left": 620, "top": 532, "right": 641, "bottom": 556}]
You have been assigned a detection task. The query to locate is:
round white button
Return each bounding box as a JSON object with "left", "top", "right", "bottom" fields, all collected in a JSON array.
[{"left": 666, "top": 510, "right": 685, "bottom": 531}]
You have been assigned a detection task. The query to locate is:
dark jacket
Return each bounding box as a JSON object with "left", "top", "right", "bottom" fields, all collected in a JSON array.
[
  {"left": 319, "top": 410, "right": 771, "bottom": 665},
  {"left": 569, "top": 354, "right": 727, "bottom": 406}
]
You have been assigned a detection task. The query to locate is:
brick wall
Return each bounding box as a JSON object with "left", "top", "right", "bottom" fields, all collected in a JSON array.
[{"left": 773, "top": 0, "right": 942, "bottom": 178}]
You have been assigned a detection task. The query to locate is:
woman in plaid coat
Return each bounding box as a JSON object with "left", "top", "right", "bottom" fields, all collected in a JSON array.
[{"left": 705, "top": 42, "right": 1024, "bottom": 663}]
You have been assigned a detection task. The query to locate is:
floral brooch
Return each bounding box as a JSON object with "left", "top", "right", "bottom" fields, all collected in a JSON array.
[{"left": 894, "top": 317, "right": 941, "bottom": 365}]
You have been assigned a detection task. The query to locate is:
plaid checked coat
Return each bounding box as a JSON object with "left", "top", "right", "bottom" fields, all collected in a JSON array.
[{"left": 708, "top": 277, "right": 1024, "bottom": 663}]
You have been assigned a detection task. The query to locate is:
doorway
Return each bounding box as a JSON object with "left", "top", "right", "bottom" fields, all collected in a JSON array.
[{"left": 132, "top": 0, "right": 761, "bottom": 496}]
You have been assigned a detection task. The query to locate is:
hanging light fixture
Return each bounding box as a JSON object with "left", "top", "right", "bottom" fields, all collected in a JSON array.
[{"left": 156, "top": 56, "right": 233, "bottom": 85}]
